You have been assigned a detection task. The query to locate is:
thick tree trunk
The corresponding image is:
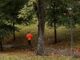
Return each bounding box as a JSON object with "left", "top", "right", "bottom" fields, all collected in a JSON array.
[
  {"left": 37, "top": 0, "right": 45, "bottom": 55},
  {"left": 37, "top": 21, "right": 45, "bottom": 55}
]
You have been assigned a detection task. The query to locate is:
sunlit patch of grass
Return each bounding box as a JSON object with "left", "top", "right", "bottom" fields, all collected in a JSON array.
[
  {"left": 13, "top": 24, "right": 80, "bottom": 48},
  {"left": 4, "top": 24, "right": 80, "bottom": 51},
  {"left": 0, "top": 54, "right": 80, "bottom": 60}
]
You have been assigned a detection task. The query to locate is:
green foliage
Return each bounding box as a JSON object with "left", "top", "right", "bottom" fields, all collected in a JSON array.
[
  {"left": 46, "top": 0, "right": 80, "bottom": 27},
  {"left": 18, "top": 0, "right": 36, "bottom": 25},
  {"left": 0, "top": 0, "right": 27, "bottom": 39},
  {"left": 0, "top": 20, "right": 19, "bottom": 39},
  {"left": 0, "top": 0, "right": 27, "bottom": 18},
  {"left": 46, "top": 0, "right": 66, "bottom": 26}
]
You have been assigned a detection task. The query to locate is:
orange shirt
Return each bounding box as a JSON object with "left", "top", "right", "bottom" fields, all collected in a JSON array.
[{"left": 26, "top": 33, "right": 33, "bottom": 40}]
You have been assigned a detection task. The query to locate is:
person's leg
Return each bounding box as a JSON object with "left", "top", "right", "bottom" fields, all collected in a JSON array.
[
  {"left": 29, "top": 40, "right": 31, "bottom": 45},
  {"left": 28, "top": 40, "right": 32, "bottom": 48}
]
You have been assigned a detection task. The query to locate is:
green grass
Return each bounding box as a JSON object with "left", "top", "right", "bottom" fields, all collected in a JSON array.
[
  {"left": 0, "top": 54, "right": 79, "bottom": 60},
  {"left": 5, "top": 23, "right": 80, "bottom": 48}
]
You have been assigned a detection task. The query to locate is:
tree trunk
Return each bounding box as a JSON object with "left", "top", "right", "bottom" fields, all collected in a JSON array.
[
  {"left": 54, "top": 21, "right": 57, "bottom": 43},
  {"left": 69, "top": 17, "right": 74, "bottom": 56},
  {"left": 52, "top": 1, "right": 57, "bottom": 44},
  {"left": 13, "top": 22, "right": 15, "bottom": 41},
  {"left": 0, "top": 38, "right": 3, "bottom": 51},
  {"left": 37, "top": 0, "right": 45, "bottom": 55}
]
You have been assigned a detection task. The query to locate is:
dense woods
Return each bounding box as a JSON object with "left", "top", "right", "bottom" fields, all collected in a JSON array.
[{"left": 0, "top": 0, "right": 80, "bottom": 57}]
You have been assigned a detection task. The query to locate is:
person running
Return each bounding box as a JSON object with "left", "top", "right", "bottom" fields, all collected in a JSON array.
[{"left": 25, "top": 32, "right": 33, "bottom": 49}]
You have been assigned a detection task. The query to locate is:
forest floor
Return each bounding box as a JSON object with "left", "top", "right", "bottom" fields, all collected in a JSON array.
[
  {"left": 1, "top": 24, "right": 80, "bottom": 60},
  {"left": 0, "top": 48, "right": 80, "bottom": 60}
]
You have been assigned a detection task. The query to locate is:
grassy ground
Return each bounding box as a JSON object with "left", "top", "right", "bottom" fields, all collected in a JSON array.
[
  {"left": 0, "top": 53, "right": 80, "bottom": 60},
  {"left": 13, "top": 24, "right": 80, "bottom": 48},
  {"left": 0, "top": 56, "right": 77, "bottom": 60},
  {"left": 1, "top": 24, "right": 80, "bottom": 60}
]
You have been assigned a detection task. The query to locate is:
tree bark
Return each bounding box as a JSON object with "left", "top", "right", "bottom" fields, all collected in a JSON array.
[
  {"left": 52, "top": 1, "right": 57, "bottom": 44},
  {"left": 36, "top": 0, "right": 45, "bottom": 55},
  {"left": 69, "top": 17, "right": 74, "bottom": 56},
  {"left": 0, "top": 38, "right": 3, "bottom": 51},
  {"left": 54, "top": 20, "right": 57, "bottom": 43},
  {"left": 13, "top": 22, "right": 15, "bottom": 41}
]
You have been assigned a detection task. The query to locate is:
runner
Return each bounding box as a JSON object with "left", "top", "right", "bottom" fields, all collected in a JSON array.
[{"left": 25, "top": 32, "right": 33, "bottom": 49}]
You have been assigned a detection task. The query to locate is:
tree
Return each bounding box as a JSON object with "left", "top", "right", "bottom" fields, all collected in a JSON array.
[
  {"left": 0, "top": 20, "right": 16, "bottom": 51},
  {"left": 0, "top": 0, "right": 28, "bottom": 41},
  {"left": 46, "top": 0, "right": 80, "bottom": 44},
  {"left": 0, "top": 0, "right": 28, "bottom": 51},
  {"left": 46, "top": 0, "right": 67, "bottom": 43},
  {"left": 36, "top": 0, "right": 45, "bottom": 55},
  {"left": 18, "top": 0, "right": 36, "bottom": 25},
  {"left": 18, "top": 0, "right": 46, "bottom": 55}
]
